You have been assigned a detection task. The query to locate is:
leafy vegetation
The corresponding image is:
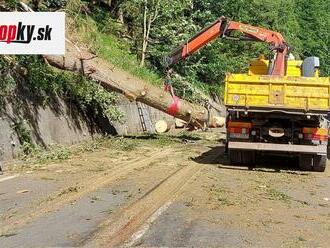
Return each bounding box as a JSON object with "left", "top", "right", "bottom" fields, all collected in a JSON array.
[
  {"left": 25, "top": 0, "right": 330, "bottom": 101},
  {"left": 65, "top": 0, "right": 163, "bottom": 86},
  {"left": 18, "top": 134, "right": 182, "bottom": 164},
  {"left": 6, "top": 0, "right": 330, "bottom": 87},
  {"left": 73, "top": 0, "right": 330, "bottom": 96},
  {"left": 266, "top": 188, "right": 292, "bottom": 203}
]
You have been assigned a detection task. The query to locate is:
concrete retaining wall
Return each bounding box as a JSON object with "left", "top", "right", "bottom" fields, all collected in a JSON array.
[
  {"left": 0, "top": 95, "right": 173, "bottom": 161},
  {"left": 113, "top": 97, "right": 174, "bottom": 135}
]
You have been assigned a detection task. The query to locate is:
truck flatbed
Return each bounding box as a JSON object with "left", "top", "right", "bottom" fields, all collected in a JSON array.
[{"left": 224, "top": 73, "right": 330, "bottom": 112}]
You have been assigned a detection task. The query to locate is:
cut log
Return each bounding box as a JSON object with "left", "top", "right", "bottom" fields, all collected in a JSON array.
[
  {"left": 175, "top": 118, "right": 186, "bottom": 128},
  {"left": 155, "top": 120, "right": 170, "bottom": 133},
  {"left": 209, "top": 116, "right": 226, "bottom": 128}
]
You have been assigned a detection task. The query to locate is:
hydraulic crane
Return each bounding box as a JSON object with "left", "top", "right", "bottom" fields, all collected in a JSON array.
[
  {"left": 164, "top": 16, "right": 289, "bottom": 76},
  {"left": 164, "top": 16, "right": 329, "bottom": 172}
]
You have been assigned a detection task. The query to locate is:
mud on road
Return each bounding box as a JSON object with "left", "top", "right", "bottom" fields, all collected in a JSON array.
[{"left": 0, "top": 130, "right": 330, "bottom": 247}]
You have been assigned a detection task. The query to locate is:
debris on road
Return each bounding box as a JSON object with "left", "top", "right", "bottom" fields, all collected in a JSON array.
[{"left": 16, "top": 190, "right": 30, "bottom": 194}]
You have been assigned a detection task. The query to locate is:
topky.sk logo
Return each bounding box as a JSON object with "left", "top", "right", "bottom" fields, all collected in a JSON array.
[
  {"left": 0, "top": 22, "right": 53, "bottom": 44},
  {"left": 0, "top": 12, "right": 65, "bottom": 55}
]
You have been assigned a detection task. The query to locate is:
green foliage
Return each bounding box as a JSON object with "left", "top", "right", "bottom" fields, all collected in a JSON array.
[
  {"left": 25, "top": 144, "right": 71, "bottom": 164},
  {"left": 266, "top": 188, "right": 292, "bottom": 203},
  {"left": 67, "top": 1, "right": 163, "bottom": 86},
  {"left": 0, "top": 57, "right": 17, "bottom": 101},
  {"left": 294, "top": 0, "right": 330, "bottom": 76},
  {"left": 4, "top": 0, "right": 18, "bottom": 8},
  {"left": 98, "top": 33, "right": 162, "bottom": 85},
  {"left": 21, "top": 136, "right": 141, "bottom": 164},
  {"left": 16, "top": 56, "right": 123, "bottom": 121},
  {"left": 11, "top": 120, "right": 36, "bottom": 154},
  {"left": 102, "top": 0, "right": 330, "bottom": 99},
  {"left": 44, "top": 0, "right": 66, "bottom": 8},
  {"left": 5, "top": 0, "right": 330, "bottom": 104},
  {"left": 66, "top": 0, "right": 209, "bottom": 102}
]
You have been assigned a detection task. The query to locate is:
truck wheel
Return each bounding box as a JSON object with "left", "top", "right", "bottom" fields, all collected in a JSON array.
[
  {"left": 299, "top": 154, "right": 313, "bottom": 171},
  {"left": 229, "top": 150, "right": 255, "bottom": 165},
  {"left": 241, "top": 151, "right": 256, "bottom": 165},
  {"left": 229, "top": 150, "right": 242, "bottom": 164},
  {"left": 313, "top": 155, "right": 327, "bottom": 172}
]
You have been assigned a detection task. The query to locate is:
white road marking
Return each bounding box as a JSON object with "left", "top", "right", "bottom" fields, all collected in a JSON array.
[
  {"left": 0, "top": 174, "right": 19, "bottom": 183},
  {"left": 123, "top": 201, "right": 173, "bottom": 247}
]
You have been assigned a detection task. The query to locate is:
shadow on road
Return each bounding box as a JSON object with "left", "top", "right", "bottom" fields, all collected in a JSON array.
[{"left": 192, "top": 145, "right": 308, "bottom": 175}]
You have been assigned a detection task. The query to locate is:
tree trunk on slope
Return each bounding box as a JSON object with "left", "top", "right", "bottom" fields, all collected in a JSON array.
[
  {"left": 43, "top": 42, "right": 218, "bottom": 128},
  {"left": 117, "top": 7, "right": 124, "bottom": 24},
  {"left": 140, "top": 0, "right": 159, "bottom": 67},
  {"left": 18, "top": 1, "right": 218, "bottom": 128},
  {"left": 140, "top": 2, "right": 148, "bottom": 67}
]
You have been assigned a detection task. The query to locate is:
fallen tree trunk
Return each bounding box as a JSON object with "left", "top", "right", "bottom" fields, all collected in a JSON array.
[
  {"left": 44, "top": 42, "right": 220, "bottom": 128},
  {"left": 19, "top": 1, "right": 220, "bottom": 128}
]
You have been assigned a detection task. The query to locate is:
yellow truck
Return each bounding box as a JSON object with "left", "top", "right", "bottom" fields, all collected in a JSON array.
[
  {"left": 225, "top": 57, "right": 329, "bottom": 171},
  {"left": 165, "top": 17, "right": 329, "bottom": 171}
]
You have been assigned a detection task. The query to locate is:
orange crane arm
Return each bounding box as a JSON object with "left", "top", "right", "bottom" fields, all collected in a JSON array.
[{"left": 165, "top": 16, "right": 289, "bottom": 76}]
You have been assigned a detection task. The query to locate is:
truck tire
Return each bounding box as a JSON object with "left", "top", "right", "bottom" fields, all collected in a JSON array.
[
  {"left": 299, "top": 154, "right": 313, "bottom": 171},
  {"left": 242, "top": 151, "right": 256, "bottom": 165},
  {"left": 229, "top": 150, "right": 255, "bottom": 165},
  {"left": 313, "top": 155, "right": 327, "bottom": 172},
  {"left": 229, "top": 150, "right": 242, "bottom": 164}
]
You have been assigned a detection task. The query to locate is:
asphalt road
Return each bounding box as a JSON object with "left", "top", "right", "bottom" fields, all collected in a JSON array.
[{"left": 0, "top": 134, "right": 329, "bottom": 247}]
